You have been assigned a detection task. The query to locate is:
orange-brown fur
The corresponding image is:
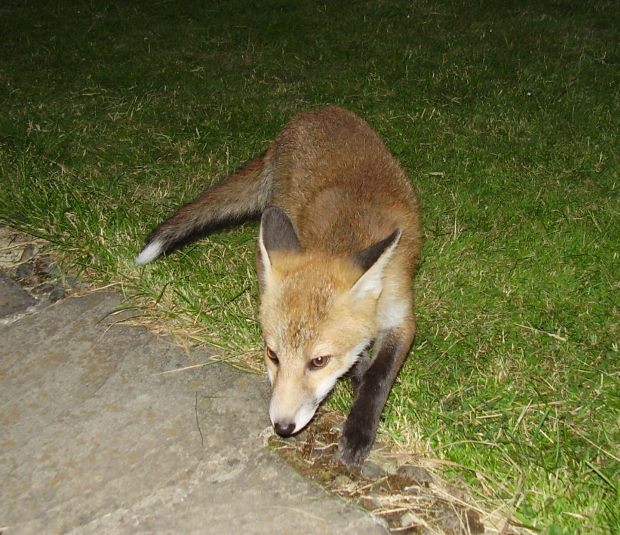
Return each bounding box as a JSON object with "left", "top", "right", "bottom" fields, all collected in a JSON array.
[{"left": 138, "top": 107, "right": 422, "bottom": 465}]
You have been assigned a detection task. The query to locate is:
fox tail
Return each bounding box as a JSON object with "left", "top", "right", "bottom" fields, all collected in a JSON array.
[{"left": 136, "top": 151, "right": 272, "bottom": 265}]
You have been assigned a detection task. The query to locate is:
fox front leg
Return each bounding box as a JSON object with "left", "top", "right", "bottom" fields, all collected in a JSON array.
[
  {"left": 348, "top": 346, "right": 371, "bottom": 393},
  {"left": 338, "top": 326, "right": 414, "bottom": 465}
]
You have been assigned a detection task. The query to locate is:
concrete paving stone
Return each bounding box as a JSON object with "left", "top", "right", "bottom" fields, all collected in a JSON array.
[
  {"left": 0, "top": 291, "right": 387, "bottom": 535},
  {"left": 0, "top": 272, "right": 36, "bottom": 318}
]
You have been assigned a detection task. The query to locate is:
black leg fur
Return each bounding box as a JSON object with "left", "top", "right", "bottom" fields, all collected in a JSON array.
[
  {"left": 338, "top": 328, "right": 413, "bottom": 465},
  {"left": 348, "top": 346, "right": 371, "bottom": 393}
]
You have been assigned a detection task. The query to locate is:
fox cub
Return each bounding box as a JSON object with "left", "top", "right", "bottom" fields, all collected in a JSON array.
[{"left": 137, "top": 107, "right": 422, "bottom": 465}]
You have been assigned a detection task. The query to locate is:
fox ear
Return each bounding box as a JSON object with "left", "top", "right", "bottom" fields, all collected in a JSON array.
[
  {"left": 350, "top": 229, "right": 401, "bottom": 300},
  {"left": 258, "top": 206, "right": 302, "bottom": 288},
  {"left": 260, "top": 206, "right": 302, "bottom": 256}
]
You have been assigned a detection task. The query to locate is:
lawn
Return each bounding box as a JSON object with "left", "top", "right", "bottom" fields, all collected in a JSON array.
[{"left": 1, "top": 0, "right": 618, "bottom": 532}]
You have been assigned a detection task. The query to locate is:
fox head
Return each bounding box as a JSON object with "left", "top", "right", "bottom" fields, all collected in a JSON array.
[{"left": 257, "top": 206, "right": 400, "bottom": 437}]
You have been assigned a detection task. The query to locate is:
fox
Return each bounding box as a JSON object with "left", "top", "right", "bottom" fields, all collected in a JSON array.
[{"left": 136, "top": 107, "right": 422, "bottom": 465}]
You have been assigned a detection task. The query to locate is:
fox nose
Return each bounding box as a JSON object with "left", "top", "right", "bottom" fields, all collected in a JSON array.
[{"left": 274, "top": 421, "right": 296, "bottom": 437}]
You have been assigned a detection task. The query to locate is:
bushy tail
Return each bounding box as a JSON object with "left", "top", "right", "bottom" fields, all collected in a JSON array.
[{"left": 136, "top": 151, "right": 272, "bottom": 264}]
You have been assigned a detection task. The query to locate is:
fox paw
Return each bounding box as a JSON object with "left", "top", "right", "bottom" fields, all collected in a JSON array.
[{"left": 337, "top": 425, "right": 374, "bottom": 466}]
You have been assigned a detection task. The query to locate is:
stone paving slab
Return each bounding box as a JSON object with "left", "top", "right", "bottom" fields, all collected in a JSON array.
[
  {"left": 0, "top": 291, "right": 387, "bottom": 534},
  {"left": 0, "top": 272, "right": 36, "bottom": 318}
]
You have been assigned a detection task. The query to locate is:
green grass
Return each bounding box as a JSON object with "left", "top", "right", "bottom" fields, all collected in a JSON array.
[{"left": 1, "top": 0, "right": 618, "bottom": 532}]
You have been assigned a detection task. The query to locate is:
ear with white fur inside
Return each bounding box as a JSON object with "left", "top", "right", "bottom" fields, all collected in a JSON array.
[
  {"left": 257, "top": 206, "right": 302, "bottom": 287},
  {"left": 350, "top": 229, "right": 401, "bottom": 300}
]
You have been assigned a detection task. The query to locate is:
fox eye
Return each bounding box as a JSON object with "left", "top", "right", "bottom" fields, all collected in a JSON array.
[
  {"left": 266, "top": 347, "right": 279, "bottom": 364},
  {"left": 309, "top": 355, "right": 330, "bottom": 369}
]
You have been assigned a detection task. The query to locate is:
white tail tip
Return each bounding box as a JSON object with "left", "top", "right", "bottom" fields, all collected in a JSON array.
[{"left": 135, "top": 239, "right": 164, "bottom": 265}]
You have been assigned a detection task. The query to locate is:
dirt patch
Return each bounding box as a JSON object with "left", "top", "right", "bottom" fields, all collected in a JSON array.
[
  {"left": 0, "top": 226, "right": 88, "bottom": 323},
  {"left": 269, "top": 411, "right": 523, "bottom": 534}
]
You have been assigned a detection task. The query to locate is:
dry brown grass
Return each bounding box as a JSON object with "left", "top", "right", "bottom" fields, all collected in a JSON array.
[{"left": 269, "top": 410, "right": 536, "bottom": 535}]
